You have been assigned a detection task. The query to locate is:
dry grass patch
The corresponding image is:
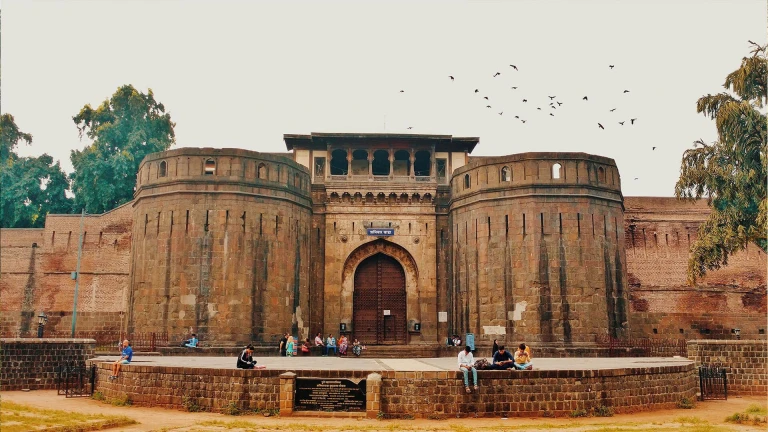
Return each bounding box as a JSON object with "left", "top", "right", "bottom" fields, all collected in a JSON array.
[{"left": 0, "top": 400, "right": 136, "bottom": 432}]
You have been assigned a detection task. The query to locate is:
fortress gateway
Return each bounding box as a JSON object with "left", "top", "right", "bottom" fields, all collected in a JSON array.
[{"left": 1, "top": 133, "right": 765, "bottom": 348}]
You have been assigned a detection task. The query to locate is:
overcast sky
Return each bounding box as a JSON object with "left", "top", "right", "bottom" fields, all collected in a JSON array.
[{"left": 2, "top": 0, "right": 765, "bottom": 197}]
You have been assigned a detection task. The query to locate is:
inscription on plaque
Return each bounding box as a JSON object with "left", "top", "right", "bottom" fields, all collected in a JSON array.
[{"left": 295, "top": 378, "right": 366, "bottom": 412}]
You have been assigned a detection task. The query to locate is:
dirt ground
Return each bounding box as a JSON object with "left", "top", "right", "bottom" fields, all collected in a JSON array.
[{"left": 1, "top": 390, "right": 765, "bottom": 431}]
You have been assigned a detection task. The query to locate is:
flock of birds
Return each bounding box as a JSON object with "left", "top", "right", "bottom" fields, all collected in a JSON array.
[{"left": 397, "top": 63, "right": 640, "bottom": 134}]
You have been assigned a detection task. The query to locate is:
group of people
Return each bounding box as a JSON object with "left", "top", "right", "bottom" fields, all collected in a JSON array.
[
  {"left": 458, "top": 342, "right": 533, "bottom": 393},
  {"left": 313, "top": 333, "right": 365, "bottom": 356}
]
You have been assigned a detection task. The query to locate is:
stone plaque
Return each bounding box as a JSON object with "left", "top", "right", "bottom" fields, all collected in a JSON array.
[{"left": 295, "top": 378, "right": 366, "bottom": 412}]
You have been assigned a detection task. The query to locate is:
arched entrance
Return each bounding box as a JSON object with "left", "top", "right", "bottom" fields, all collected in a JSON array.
[{"left": 353, "top": 253, "right": 407, "bottom": 344}]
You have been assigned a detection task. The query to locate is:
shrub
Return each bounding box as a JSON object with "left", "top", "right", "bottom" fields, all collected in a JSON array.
[
  {"left": 221, "top": 401, "right": 241, "bottom": 416},
  {"left": 593, "top": 405, "right": 615, "bottom": 417},
  {"left": 676, "top": 397, "right": 695, "bottom": 409},
  {"left": 111, "top": 394, "right": 132, "bottom": 406},
  {"left": 91, "top": 391, "right": 106, "bottom": 402},
  {"left": 569, "top": 408, "right": 589, "bottom": 418},
  {"left": 182, "top": 395, "right": 204, "bottom": 412}
]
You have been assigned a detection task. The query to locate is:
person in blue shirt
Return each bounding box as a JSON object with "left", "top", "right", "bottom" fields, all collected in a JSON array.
[
  {"left": 183, "top": 333, "right": 199, "bottom": 348},
  {"left": 491, "top": 345, "right": 515, "bottom": 370},
  {"left": 110, "top": 340, "right": 133, "bottom": 379}
]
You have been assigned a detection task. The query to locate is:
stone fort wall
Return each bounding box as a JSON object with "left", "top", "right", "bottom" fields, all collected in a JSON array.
[
  {"left": 449, "top": 153, "right": 628, "bottom": 347},
  {"left": 1, "top": 148, "right": 764, "bottom": 344}
]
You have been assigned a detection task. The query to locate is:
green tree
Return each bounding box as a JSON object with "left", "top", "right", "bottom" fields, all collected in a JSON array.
[
  {"left": 675, "top": 41, "right": 767, "bottom": 284},
  {"left": 1, "top": 114, "right": 72, "bottom": 228},
  {"left": 70, "top": 85, "right": 175, "bottom": 214}
]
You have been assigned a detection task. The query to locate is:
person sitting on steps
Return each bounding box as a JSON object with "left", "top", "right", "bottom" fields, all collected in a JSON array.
[
  {"left": 457, "top": 345, "right": 479, "bottom": 393},
  {"left": 237, "top": 345, "right": 256, "bottom": 369},
  {"left": 182, "top": 333, "right": 198, "bottom": 348}
]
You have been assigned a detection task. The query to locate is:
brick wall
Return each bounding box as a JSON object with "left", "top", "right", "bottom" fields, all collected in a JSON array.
[
  {"left": 0, "top": 338, "right": 96, "bottom": 390},
  {"left": 0, "top": 203, "right": 132, "bottom": 337},
  {"left": 625, "top": 197, "right": 767, "bottom": 340},
  {"left": 686, "top": 339, "right": 767, "bottom": 396},
  {"left": 92, "top": 362, "right": 696, "bottom": 417}
]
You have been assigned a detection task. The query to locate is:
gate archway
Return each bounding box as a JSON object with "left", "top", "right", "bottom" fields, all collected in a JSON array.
[{"left": 353, "top": 253, "right": 407, "bottom": 344}]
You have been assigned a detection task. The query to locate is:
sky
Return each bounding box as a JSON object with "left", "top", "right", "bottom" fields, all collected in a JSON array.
[{"left": 2, "top": 0, "right": 766, "bottom": 198}]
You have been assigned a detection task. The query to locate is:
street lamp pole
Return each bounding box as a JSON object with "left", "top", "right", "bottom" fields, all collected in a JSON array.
[{"left": 71, "top": 209, "right": 85, "bottom": 338}]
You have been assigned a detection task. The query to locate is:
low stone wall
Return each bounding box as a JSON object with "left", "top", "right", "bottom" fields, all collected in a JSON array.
[
  {"left": 93, "top": 362, "right": 696, "bottom": 418},
  {"left": 687, "top": 339, "right": 767, "bottom": 396},
  {"left": 0, "top": 338, "right": 96, "bottom": 390}
]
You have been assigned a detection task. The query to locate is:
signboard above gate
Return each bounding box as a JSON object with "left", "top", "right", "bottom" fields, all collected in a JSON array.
[{"left": 366, "top": 228, "right": 395, "bottom": 236}]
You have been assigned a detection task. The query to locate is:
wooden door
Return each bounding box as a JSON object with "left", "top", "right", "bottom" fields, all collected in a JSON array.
[{"left": 353, "top": 253, "right": 406, "bottom": 344}]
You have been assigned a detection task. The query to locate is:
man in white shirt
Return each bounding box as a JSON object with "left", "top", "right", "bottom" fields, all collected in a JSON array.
[
  {"left": 314, "top": 332, "right": 326, "bottom": 356},
  {"left": 457, "top": 345, "right": 479, "bottom": 392}
]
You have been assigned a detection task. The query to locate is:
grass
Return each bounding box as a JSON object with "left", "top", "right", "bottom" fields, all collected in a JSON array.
[
  {"left": 725, "top": 403, "right": 767, "bottom": 425},
  {"left": 0, "top": 400, "right": 136, "bottom": 432}
]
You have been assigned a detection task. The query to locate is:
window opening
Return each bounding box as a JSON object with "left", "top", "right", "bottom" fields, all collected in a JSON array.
[
  {"left": 372, "top": 150, "right": 389, "bottom": 175},
  {"left": 330, "top": 149, "right": 348, "bottom": 175},
  {"left": 414, "top": 150, "right": 431, "bottom": 176},
  {"left": 204, "top": 159, "right": 216, "bottom": 175}
]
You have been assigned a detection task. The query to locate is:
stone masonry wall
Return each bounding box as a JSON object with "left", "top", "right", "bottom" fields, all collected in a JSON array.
[
  {"left": 0, "top": 203, "right": 132, "bottom": 337},
  {"left": 449, "top": 153, "right": 628, "bottom": 347},
  {"left": 625, "top": 197, "right": 767, "bottom": 339},
  {"left": 0, "top": 338, "right": 96, "bottom": 390},
  {"left": 130, "top": 148, "right": 312, "bottom": 346},
  {"left": 92, "top": 362, "right": 696, "bottom": 417},
  {"left": 686, "top": 339, "right": 767, "bottom": 396}
]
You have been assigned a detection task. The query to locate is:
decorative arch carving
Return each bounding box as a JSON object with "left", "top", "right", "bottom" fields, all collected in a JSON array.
[{"left": 340, "top": 239, "right": 421, "bottom": 328}]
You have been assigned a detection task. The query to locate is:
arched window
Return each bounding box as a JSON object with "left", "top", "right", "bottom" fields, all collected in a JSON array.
[
  {"left": 552, "top": 163, "right": 562, "bottom": 179},
  {"left": 204, "top": 158, "right": 216, "bottom": 175},
  {"left": 372, "top": 150, "right": 389, "bottom": 176},
  {"left": 257, "top": 163, "right": 268, "bottom": 180},
  {"left": 159, "top": 161, "right": 167, "bottom": 178},
  {"left": 501, "top": 166, "right": 511, "bottom": 182},
  {"left": 351, "top": 149, "right": 369, "bottom": 175},
  {"left": 330, "top": 149, "right": 348, "bottom": 175},
  {"left": 414, "top": 150, "right": 431, "bottom": 176},
  {"left": 598, "top": 166, "right": 606, "bottom": 183},
  {"left": 393, "top": 150, "right": 410, "bottom": 176},
  {"left": 464, "top": 174, "right": 471, "bottom": 189}
]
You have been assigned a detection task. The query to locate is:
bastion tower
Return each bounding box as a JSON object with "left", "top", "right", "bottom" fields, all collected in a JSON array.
[
  {"left": 449, "top": 153, "right": 629, "bottom": 347},
  {"left": 128, "top": 148, "right": 312, "bottom": 345}
]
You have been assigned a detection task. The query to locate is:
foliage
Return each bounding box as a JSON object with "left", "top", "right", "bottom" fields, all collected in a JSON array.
[
  {"left": 592, "top": 405, "right": 615, "bottom": 417},
  {"left": 569, "top": 408, "right": 589, "bottom": 418},
  {"left": 676, "top": 397, "right": 696, "bottom": 409},
  {"left": 110, "top": 393, "right": 132, "bottom": 406},
  {"left": 69, "top": 84, "right": 175, "bottom": 214},
  {"left": 182, "top": 395, "right": 205, "bottom": 412},
  {"left": 221, "top": 401, "right": 242, "bottom": 416},
  {"left": 1, "top": 114, "right": 73, "bottom": 228},
  {"left": 675, "top": 41, "right": 768, "bottom": 284},
  {"left": 91, "top": 391, "right": 106, "bottom": 401}
]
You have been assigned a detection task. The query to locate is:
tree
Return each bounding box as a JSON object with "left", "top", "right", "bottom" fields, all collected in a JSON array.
[
  {"left": 1, "top": 114, "right": 72, "bottom": 228},
  {"left": 69, "top": 85, "right": 175, "bottom": 214},
  {"left": 675, "top": 41, "right": 767, "bottom": 284}
]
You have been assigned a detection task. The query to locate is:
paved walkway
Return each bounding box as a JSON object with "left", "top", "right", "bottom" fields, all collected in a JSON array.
[{"left": 91, "top": 354, "right": 692, "bottom": 371}]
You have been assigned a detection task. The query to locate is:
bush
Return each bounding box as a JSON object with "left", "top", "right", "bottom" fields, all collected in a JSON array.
[
  {"left": 111, "top": 394, "right": 132, "bottom": 406},
  {"left": 221, "top": 401, "right": 241, "bottom": 416},
  {"left": 91, "top": 391, "right": 106, "bottom": 402},
  {"left": 569, "top": 408, "right": 589, "bottom": 418},
  {"left": 182, "top": 395, "right": 204, "bottom": 412},
  {"left": 676, "top": 397, "right": 695, "bottom": 409},
  {"left": 593, "top": 405, "right": 615, "bottom": 417}
]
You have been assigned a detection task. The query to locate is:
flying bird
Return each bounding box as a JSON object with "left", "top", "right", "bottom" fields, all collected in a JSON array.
[
  {"left": 493, "top": 72, "right": 501, "bottom": 77},
  {"left": 449, "top": 76, "right": 454, "bottom": 81},
  {"left": 486, "top": 105, "right": 492, "bottom": 108},
  {"left": 583, "top": 96, "right": 588, "bottom": 101},
  {"left": 522, "top": 99, "right": 527, "bottom": 103},
  {"left": 484, "top": 96, "right": 489, "bottom": 100},
  {"left": 510, "top": 65, "right": 518, "bottom": 70},
  {"left": 652, "top": 147, "right": 656, "bottom": 150},
  {"left": 557, "top": 102, "right": 563, "bottom": 106},
  {"left": 610, "top": 108, "right": 616, "bottom": 112},
  {"left": 511, "top": 86, "right": 518, "bottom": 89},
  {"left": 474, "top": 89, "right": 479, "bottom": 93},
  {"left": 407, "top": 127, "right": 413, "bottom": 130},
  {"left": 537, "top": 107, "right": 542, "bottom": 110},
  {"left": 609, "top": 65, "right": 615, "bottom": 69},
  {"left": 548, "top": 96, "right": 556, "bottom": 100},
  {"left": 619, "top": 121, "right": 625, "bottom": 125},
  {"left": 399, "top": 90, "right": 404, "bottom": 93},
  {"left": 631, "top": 118, "right": 637, "bottom": 124},
  {"left": 623, "top": 90, "right": 630, "bottom": 93},
  {"left": 598, "top": 123, "right": 605, "bottom": 129},
  {"left": 514, "top": 115, "right": 519, "bottom": 119},
  {"left": 498, "top": 112, "right": 503, "bottom": 116},
  {"left": 521, "top": 120, "right": 526, "bottom": 123},
  {"left": 550, "top": 113, "right": 555, "bottom": 116},
  {"left": 634, "top": 178, "right": 639, "bottom": 180}
]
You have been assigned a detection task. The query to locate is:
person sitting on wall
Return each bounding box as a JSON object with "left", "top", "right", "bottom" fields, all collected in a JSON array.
[
  {"left": 514, "top": 343, "right": 533, "bottom": 370},
  {"left": 338, "top": 334, "right": 349, "bottom": 356},
  {"left": 352, "top": 338, "right": 363, "bottom": 357},
  {"left": 314, "top": 332, "right": 326, "bottom": 356},
  {"left": 237, "top": 345, "right": 256, "bottom": 369},
  {"left": 182, "top": 333, "right": 199, "bottom": 348},
  {"left": 458, "top": 345, "right": 479, "bottom": 393},
  {"left": 110, "top": 340, "right": 133, "bottom": 380},
  {"left": 326, "top": 334, "right": 337, "bottom": 355},
  {"left": 491, "top": 345, "right": 516, "bottom": 370},
  {"left": 452, "top": 334, "right": 462, "bottom": 346},
  {"left": 301, "top": 338, "right": 311, "bottom": 355}
]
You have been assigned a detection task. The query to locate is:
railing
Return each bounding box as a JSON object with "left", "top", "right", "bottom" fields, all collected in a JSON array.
[
  {"left": 595, "top": 335, "right": 687, "bottom": 357},
  {"left": 699, "top": 365, "right": 728, "bottom": 400},
  {"left": 56, "top": 361, "right": 96, "bottom": 398},
  {"left": 44, "top": 331, "right": 169, "bottom": 352}
]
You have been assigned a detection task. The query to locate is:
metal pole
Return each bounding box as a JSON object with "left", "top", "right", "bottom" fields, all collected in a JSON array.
[{"left": 71, "top": 209, "right": 85, "bottom": 337}]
